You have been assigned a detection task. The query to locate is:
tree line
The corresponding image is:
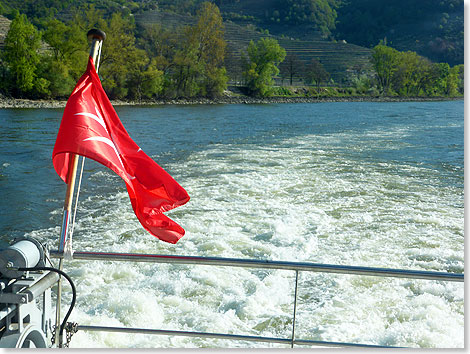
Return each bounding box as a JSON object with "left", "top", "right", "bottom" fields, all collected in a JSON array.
[
  {"left": 0, "top": 2, "right": 229, "bottom": 100},
  {"left": 1, "top": 0, "right": 463, "bottom": 66},
  {"left": 371, "top": 44, "right": 463, "bottom": 97},
  {"left": 0, "top": 2, "right": 464, "bottom": 100}
]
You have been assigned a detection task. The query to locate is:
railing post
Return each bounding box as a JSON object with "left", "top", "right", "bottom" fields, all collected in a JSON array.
[
  {"left": 55, "top": 28, "right": 106, "bottom": 348},
  {"left": 291, "top": 270, "right": 299, "bottom": 348}
]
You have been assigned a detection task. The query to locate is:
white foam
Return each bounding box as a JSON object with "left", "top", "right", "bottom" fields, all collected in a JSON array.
[{"left": 29, "top": 128, "right": 463, "bottom": 348}]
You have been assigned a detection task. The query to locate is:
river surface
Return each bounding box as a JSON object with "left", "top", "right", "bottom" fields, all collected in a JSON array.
[{"left": 0, "top": 101, "right": 464, "bottom": 348}]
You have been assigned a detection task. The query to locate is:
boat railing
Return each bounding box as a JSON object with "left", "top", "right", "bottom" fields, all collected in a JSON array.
[{"left": 49, "top": 250, "right": 463, "bottom": 348}]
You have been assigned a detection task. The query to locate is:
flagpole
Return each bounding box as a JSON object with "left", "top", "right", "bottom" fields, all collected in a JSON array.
[{"left": 55, "top": 28, "right": 106, "bottom": 348}]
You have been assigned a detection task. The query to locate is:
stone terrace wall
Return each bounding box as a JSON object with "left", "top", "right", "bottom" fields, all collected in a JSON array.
[{"left": 0, "top": 15, "right": 11, "bottom": 50}]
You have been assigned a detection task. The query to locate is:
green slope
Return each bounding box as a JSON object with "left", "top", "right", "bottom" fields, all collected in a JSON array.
[{"left": 135, "top": 10, "right": 372, "bottom": 84}]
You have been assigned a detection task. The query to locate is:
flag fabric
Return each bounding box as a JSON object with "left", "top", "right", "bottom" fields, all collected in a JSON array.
[{"left": 53, "top": 57, "right": 190, "bottom": 244}]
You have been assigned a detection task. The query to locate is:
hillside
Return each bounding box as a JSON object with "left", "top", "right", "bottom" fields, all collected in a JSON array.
[
  {"left": 0, "top": 15, "right": 10, "bottom": 49},
  {"left": 334, "top": 0, "right": 463, "bottom": 66},
  {"left": 218, "top": 0, "right": 327, "bottom": 41},
  {"left": 0, "top": 8, "right": 371, "bottom": 85},
  {"left": 0, "top": 0, "right": 463, "bottom": 65},
  {"left": 135, "top": 10, "right": 372, "bottom": 85},
  {"left": 216, "top": 0, "right": 464, "bottom": 66}
]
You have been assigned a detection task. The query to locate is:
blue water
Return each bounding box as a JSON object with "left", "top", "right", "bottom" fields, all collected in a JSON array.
[
  {"left": 0, "top": 102, "right": 463, "bottom": 239},
  {"left": 0, "top": 101, "right": 464, "bottom": 348}
]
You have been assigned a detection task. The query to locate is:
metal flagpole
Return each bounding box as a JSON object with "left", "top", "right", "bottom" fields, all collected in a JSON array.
[{"left": 55, "top": 28, "right": 106, "bottom": 348}]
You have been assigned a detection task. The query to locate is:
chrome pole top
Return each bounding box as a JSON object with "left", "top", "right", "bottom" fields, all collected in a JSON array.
[{"left": 87, "top": 29, "right": 106, "bottom": 42}]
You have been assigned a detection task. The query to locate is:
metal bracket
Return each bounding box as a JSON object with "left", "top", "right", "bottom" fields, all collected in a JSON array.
[{"left": 0, "top": 272, "right": 58, "bottom": 304}]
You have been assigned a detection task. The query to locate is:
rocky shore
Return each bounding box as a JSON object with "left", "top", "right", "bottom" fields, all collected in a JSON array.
[{"left": 0, "top": 94, "right": 461, "bottom": 109}]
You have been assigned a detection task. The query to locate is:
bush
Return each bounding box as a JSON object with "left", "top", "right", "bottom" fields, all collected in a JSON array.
[
  {"left": 367, "top": 86, "right": 380, "bottom": 97},
  {"left": 306, "top": 87, "right": 318, "bottom": 97},
  {"left": 271, "top": 86, "right": 293, "bottom": 96}
]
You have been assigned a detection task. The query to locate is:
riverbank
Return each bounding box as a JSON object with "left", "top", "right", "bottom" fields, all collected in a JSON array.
[{"left": 0, "top": 94, "right": 462, "bottom": 109}]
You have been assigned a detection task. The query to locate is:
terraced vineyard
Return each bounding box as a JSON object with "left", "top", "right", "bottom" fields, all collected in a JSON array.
[
  {"left": 223, "top": 21, "right": 372, "bottom": 84},
  {"left": 137, "top": 10, "right": 373, "bottom": 84},
  {"left": 0, "top": 15, "right": 11, "bottom": 50}
]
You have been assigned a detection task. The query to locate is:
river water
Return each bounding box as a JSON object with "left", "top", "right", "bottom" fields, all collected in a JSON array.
[{"left": 0, "top": 101, "right": 464, "bottom": 348}]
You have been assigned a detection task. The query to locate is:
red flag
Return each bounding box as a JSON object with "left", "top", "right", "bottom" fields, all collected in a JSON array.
[{"left": 53, "top": 57, "right": 190, "bottom": 244}]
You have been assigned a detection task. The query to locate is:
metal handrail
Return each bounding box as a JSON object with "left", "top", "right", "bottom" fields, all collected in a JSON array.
[
  {"left": 76, "top": 325, "right": 395, "bottom": 348},
  {"left": 50, "top": 250, "right": 463, "bottom": 348},
  {"left": 50, "top": 250, "right": 464, "bottom": 282}
]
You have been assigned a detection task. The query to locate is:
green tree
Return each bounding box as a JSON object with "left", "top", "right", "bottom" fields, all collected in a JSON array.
[
  {"left": 98, "top": 12, "right": 141, "bottom": 99},
  {"left": 450, "top": 64, "right": 464, "bottom": 94},
  {"left": 72, "top": 4, "right": 107, "bottom": 34},
  {"left": 391, "top": 51, "right": 432, "bottom": 96},
  {"left": 41, "top": 19, "right": 88, "bottom": 97},
  {"left": 423, "top": 62, "right": 450, "bottom": 96},
  {"left": 43, "top": 19, "right": 88, "bottom": 74},
  {"left": 71, "top": 6, "right": 149, "bottom": 99},
  {"left": 126, "top": 52, "right": 164, "bottom": 100},
  {"left": 138, "top": 24, "right": 178, "bottom": 75},
  {"left": 445, "top": 65, "right": 460, "bottom": 96},
  {"left": 2, "top": 13, "right": 41, "bottom": 96},
  {"left": 242, "top": 38, "right": 286, "bottom": 97},
  {"left": 352, "top": 74, "right": 373, "bottom": 95},
  {"left": 382, "top": 46, "right": 463, "bottom": 97},
  {"left": 406, "top": 56, "right": 433, "bottom": 96},
  {"left": 371, "top": 44, "right": 400, "bottom": 95},
  {"left": 272, "top": 0, "right": 340, "bottom": 37},
  {"left": 170, "top": 2, "right": 228, "bottom": 97},
  {"left": 171, "top": 40, "right": 201, "bottom": 97},
  {"left": 189, "top": 1, "right": 227, "bottom": 97}
]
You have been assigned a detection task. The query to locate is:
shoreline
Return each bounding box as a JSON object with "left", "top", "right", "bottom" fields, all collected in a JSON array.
[{"left": 0, "top": 95, "right": 462, "bottom": 109}]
